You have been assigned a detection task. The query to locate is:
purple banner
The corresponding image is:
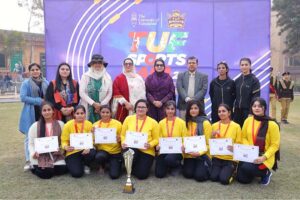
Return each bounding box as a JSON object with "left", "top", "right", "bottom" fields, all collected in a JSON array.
[{"left": 45, "top": 0, "right": 271, "bottom": 115}]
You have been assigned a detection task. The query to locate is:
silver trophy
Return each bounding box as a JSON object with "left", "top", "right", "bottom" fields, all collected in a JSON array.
[{"left": 123, "top": 148, "right": 135, "bottom": 193}]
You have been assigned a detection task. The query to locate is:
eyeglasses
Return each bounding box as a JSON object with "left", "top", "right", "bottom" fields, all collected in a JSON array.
[
  {"left": 137, "top": 106, "right": 147, "bottom": 109},
  {"left": 188, "top": 62, "right": 197, "bottom": 65},
  {"left": 124, "top": 63, "right": 133, "bottom": 66},
  {"left": 155, "top": 64, "right": 164, "bottom": 67}
]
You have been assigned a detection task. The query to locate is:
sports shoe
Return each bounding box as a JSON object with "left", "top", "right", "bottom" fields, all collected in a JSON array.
[
  {"left": 23, "top": 161, "right": 31, "bottom": 172},
  {"left": 84, "top": 166, "right": 91, "bottom": 175},
  {"left": 261, "top": 170, "right": 272, "bottom": 186}
]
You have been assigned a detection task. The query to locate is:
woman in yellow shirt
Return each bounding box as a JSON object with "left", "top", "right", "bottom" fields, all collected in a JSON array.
[
  {"left": 183, "top": 100, "right": 212, "bottom": 182},
  {"left": 155, "top": 100, "right": 187, "bottom": 178},
  {"left": 236, "top": 97, "right": 280, "bottom": 186},
  {"left": 93, "top": 105, "right": 122, "bottom": 179},
  {"left": 121, "top": 99, "right": 159, "bottom": 180},
  {"left": 61, "top": 105, "right": 96, "bottom": 178},
  {"left": 210, "top": 104, "right": 241, "bottom": 185}
]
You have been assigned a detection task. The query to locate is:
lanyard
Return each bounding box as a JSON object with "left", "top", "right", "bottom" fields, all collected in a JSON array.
[
  {"left": 74, "top": 121, "right": 85, "bottom": 133},
  {"left": 166, "top": 117, "right": 176, "bottom": 137},
  {"left": 136, "top": 116, "right": 147, "bottom": 132},
  {"left": 99, "top": 119, "right": 111, "bottom": 128},
  {"left": 45, "top": 122, "right": 53, "bottom": 137},
  {"left": 190, "top": 122, "right": 196, "bottom": 136},
  {"left": 217, "top": 121, "right": 231, "bottom": 138},
  {"left": 252, "top": 118, "right": 261, "bottom": 144}
]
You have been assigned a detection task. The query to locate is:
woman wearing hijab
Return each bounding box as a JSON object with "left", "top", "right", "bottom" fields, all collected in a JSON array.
[
  {"left": 19, "top": 63, "right": 49, "bottom": 171},
  {"left": 79, "top": 54, "right": 112, "bottom": 123},
  {"left": 236, "top": 97, "right": 280, "bottom": 186},
  {"left": 45, "top": 62, "right": 80, "bottom": 122},
  {"left": 145, "top": 58, "right": 175, "bottom": 122},
  {"left": 112, "top": 58, "right": 146, "bottom": 122}
]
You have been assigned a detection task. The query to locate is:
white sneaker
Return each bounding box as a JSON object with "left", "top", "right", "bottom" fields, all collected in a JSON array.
[
  {"left": 84, "top": 166, "right": 91, "bottom": 175},
  {"left": 23, "top": 161, "right": 31, "bottom": 172}
]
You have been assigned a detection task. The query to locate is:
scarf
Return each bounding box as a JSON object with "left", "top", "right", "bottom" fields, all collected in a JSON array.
[
  {"left": 37, "top": 120, "right": 64, "bottom": 168},
  {"left": 192, "top": 116, "right": 211, "bottom": 136},
  {"left": 29, "top": 77, "right": 48, "bottom": 98},
  {"left": 253, "top": 115, "right": 280, "bottom": 171},
  {"left": 59, "top": 82, "right": 74, "bottom": 105}
]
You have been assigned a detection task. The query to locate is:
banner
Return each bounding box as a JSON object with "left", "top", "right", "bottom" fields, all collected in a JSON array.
[{"left": 45, "top": 0, "right": 271, "bottom": 115}]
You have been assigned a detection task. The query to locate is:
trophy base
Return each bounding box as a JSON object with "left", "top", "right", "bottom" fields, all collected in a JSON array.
[{"left": 123, "top": 184, "right": 135, "bottom": 194}]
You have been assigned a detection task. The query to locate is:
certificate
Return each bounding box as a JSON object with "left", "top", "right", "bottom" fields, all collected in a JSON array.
[
  {"left": 209, "top": 138, "right": 233, "bottom": 156},
  {"left": 34, "top": 136, "right": 59, "bottom": 154},
  {"left": 70, "top": 133, "right": 93, "bottom": 150},
  {"left": 183, "top": 136, "right": 207, "bottom": 153},
  {"left": 233, "top": 144, "right": 259, "bottom": 163},
  {"left": 159, "top": 137, "right": 182, "bottom": 154},
  {"left": 125, "top": 131, "right": 148, "bottom": 149},
  {"left": 94, "top": 128, "right": 117, "bottom": 144}
]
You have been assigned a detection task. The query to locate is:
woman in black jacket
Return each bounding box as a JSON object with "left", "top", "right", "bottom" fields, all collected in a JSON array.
[{"left": 209, "top": 61, "right": 235, "bottom": 123}]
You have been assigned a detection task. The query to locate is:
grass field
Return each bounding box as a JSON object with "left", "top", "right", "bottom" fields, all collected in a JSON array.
[{"left": 0, "top": 98, "right": 299, "bottom": 199}]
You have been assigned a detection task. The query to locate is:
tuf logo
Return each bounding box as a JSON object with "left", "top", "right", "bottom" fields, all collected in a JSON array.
[{"left": 167, "top": 10, "right": 185, "bottom": 29}]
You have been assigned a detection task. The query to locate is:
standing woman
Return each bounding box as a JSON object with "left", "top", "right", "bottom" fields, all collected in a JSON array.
[
  {"left": 45, "top": 62, "right": 80, "bottom": 122},
  {"left": 234, "top": 58, "right": 260, "bottom": 127},
  {"left": 80, "top": 54, "right": 112, "bottom": 123},
  {"left": 183, "top": 100, "right": 212, "bottom": 182},
  {"left": 61, "top": 105, "right": 96, "bottom": 178},
  {"left": 19, "top": 63, "right": 48, "bottom": 171},
  {"left": 28, "top": 101, "right": 67, "bottom": 179},
  {"left": 121, "top": 99, "right": 159, "bottom": 180},
  {"left": 209, "top": 61, "right": 235, "bottom": 123},
  {"left": 210, "top": 104, "right": 241, "bottom": 185},
  {"left": 93, "top": 105, "right": 123, "bottom": 179},
  {"left": 155, "top": 100, "right": 187, "bottom": 178},
  {"left": 236, "top": 97, "right": 280, "bottom": 186},
  {"left": 112, "top": 58, "right": 146, "bottom": 123},
  {"left": 145, "top": 58, "right": 175, "bottom": 122}
]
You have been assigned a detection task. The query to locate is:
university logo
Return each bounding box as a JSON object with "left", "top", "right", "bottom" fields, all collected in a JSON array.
[
  {"left": 131, "top": 12, "right": 138, "bottom": 27},
  {"left": 167, "top": 10, "right": 185, "bottom": 29}
]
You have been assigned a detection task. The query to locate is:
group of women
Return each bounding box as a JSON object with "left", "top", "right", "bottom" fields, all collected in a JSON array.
[{"left": 19, "top": 55, "right": 280, "bottom": 186}]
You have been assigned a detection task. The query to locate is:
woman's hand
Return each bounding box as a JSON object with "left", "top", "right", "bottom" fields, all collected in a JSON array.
[
  {"left": 122, "top": 143, "right": 128, "bottom": 149},
  {"left": 91, "top": 127, "right": 95, "bottom": 134},
  {"left": 93, "top": 102, "right": 101, "bottom": 112},
  {"left": 33, "top": 152, "right": 39, "bottom": 159},
  {"left": 189, "top": 152, "right": 200, "bottom": 157},
  {"left": 117, "top": 136, "right": 121, "bottom": 143},
  {"left": 153, "top": 101, "right": 162, "bottom": 108},
  {"left": 211, "top": 130, "right": 219, "bottom": 138},
  {"left": 156, "top": 145, "right": 160, "bottom": 151},
  {"left": 124, "top": 102, "right": 133, "bottom": 111},
  {"left": 254, "top": 156, "right": 267, "bottom": 164},
  {"left": 181, "top": 146, "right": 185, "bottom": 153},
  {"left": 82, "top": 149, "right": 90, "bottom": 155},
  {"left": 65, "top": 146, "right": 75, "bottom": 152},
  {"left": 144, "top": 143, "right": 150, "bottom": 150},
  {"left": 227, "top": 145, "right": 233, "bottom": 152}
]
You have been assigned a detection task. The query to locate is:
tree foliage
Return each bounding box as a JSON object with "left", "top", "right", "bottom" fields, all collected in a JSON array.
[{"left": 272, "top": 0, "right": 300, "bottom": 55}]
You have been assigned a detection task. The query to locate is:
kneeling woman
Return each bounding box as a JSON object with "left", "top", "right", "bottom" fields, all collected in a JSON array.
[
  {"left": 237, "top": 97, "right": 280, "bottom": 186},
  {"left": 183, "top": 100, "right": 212, "bottom": 182},
  {"left": 210, "top": 104, "right": 241, "bottom": 185},
  {"left": 61, "top": 105, "right": 96, "bottom": 178},
  {"left": 121, "top": 99, "right": 159, "bottom": 180},
  {"left": 29, "top": 101, "right": 67, "bottom": 179},
  {"left": 93, "top": 105, "right": 122, "bottom": 179},
  {"left": 155, "top": 100, "right": 187, "bottom": 178}
]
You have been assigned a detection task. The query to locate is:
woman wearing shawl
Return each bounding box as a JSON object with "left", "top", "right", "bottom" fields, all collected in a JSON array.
[
  {"left": 112, "top": 58, "right": 146, "bottom": 123},
  {"left": 28, "top": 101, "right": 67, "bottom": 179},
  {"left": 79, "top": 54, "right": 112, "bottom": 123},
  {"left": 145, "top": 58, "right": 175, "bottom": 122},
  {"left": 183, "top": 100, "right": 212, "bottom": 182},
  {"left": 45, "top": 62, "right": 80, "bottom": 123},
  {"left": 236, "top": 97, "right": 280, "bottom": 186},
  {"left": 19, "top": 63, "right": 49, "bottom": 171}
]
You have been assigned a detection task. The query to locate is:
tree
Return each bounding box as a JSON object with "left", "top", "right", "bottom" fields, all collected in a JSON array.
[
  {"left": 17, "top": 0, "right": 44, "bottom": 33},
  {"left": 272, "top": 0, "right": 300, "bottom": 55}
]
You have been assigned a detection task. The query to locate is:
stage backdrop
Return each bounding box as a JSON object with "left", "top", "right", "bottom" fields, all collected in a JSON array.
[{"left": 45, "top": 0, "right": 271, "bottom": 116}]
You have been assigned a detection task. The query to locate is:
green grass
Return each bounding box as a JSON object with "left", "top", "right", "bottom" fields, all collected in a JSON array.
[{"left": 0, "top": 98, "right": 300, "bottom": 199}]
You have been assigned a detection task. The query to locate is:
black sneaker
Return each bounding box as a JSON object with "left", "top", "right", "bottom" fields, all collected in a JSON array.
[{"left": 261, "top": 170, "right": 272, "bottom": 186}]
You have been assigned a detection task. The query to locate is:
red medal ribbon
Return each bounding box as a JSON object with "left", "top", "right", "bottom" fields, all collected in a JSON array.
[
  {"left": 74, "top": 121, "right": 85, "bottom": 133},
  {"left": 166, "top": 117, "right": 176, "bottom": 137},
  {"left": 217, "top": 121, "right": 231, "bottom": 138},
  {"left": 136, "top": 116, "right": 147, "bottom": 132}
]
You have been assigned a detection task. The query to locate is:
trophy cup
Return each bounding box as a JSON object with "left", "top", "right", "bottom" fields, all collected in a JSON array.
[{"left": 123, "top": 148, "right": 135, "bottom": 193}]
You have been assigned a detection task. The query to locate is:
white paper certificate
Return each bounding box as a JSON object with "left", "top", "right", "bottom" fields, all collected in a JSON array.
[
  {"left": 34, "top": 136, "right": 59, "bottom": 154},
  {"left": 233, "top": 144, "right": 259, "bottom": 163},
  {"left": 209, "top": 138, "right": 233, "bottom": 156},
  {"left": 159, "top": 137, "right": 182, "bottom": 154},
  {"left": 94, "top": 128, "right": 117, "bottom": 144},
  {"left": 184, "top": 136, "right": 207, "bottom": 153},
  {"left": 125, "top": 131, "right": 148, "bottom": 149},
  {"left": 70, "top": 133, "right": 93, "bottom": 150}
]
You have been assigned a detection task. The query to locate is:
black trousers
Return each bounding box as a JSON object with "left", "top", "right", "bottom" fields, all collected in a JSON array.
[
  {"left": 155, "top": 154, "right": 182, "bottom": 178},
  {"left": 65, "top": 149, "right": 96, "bottom": 178},
  {"left": 233, "top": 108, "right": 250, "bottom": 127},
  {"left": 183, "top": 158, "right": 210, "bottom": 182},
  {"left": 210, "top": 158, "right": 235, "bottom": 185},
  {"left": 124, "top": 149, "right": 154, "bottom": 180},
  {"left": 31, "top": 165, "right": 67, "bottom": 179},
  {"left": 94, "top": 150, "right": 122, "bottom": 179},
  {"left": 236, "top": 162, "right": 268, "bottom": 184}
]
